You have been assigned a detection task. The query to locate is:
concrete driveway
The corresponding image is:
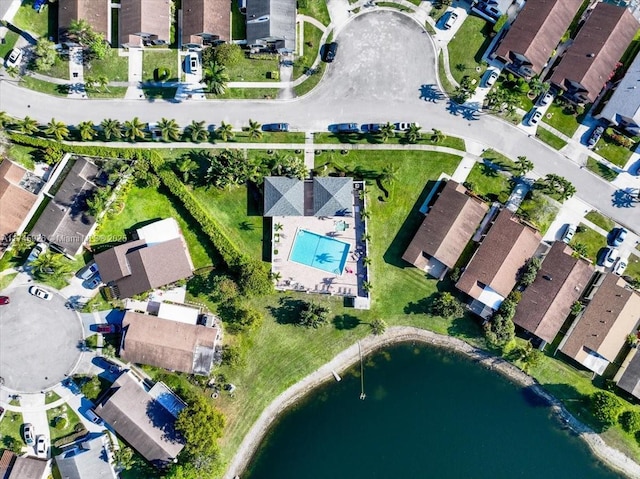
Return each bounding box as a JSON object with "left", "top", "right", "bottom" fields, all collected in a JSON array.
[{"left": 0, "top": 285, "right": 84, "bottom": 392}]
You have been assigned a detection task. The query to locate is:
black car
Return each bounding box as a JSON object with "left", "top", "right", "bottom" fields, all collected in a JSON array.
[
  {"left": 262, "top": 123, "right": 289, "bottom": 132},
  {"left": 335, "top": 123, "right": 359, "bottom": 133},
  {"left": 587, "top": 126, "right": 604, "bottom": 148},
  {"left": 361, "top": 123, "right": 382, "bottom": 133},
  {"left": 323, "top": 42, "right": 338, "bottom": 63}
]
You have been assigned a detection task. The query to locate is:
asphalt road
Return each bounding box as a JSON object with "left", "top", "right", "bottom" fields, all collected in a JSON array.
[
  {"left": 0, "top": 285, "right": 83, "bottom": 392},
  {"left": 0, "top": 10, "right": 638, "bottom": 231}
]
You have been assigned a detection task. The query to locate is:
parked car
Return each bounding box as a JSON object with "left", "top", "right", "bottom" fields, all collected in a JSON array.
[
  {"left": 96, "top": 324, "right": 121, "bottom": 334},
  {"left": 188, "top": 53, "right": 199, "bottom": 74},
  {"left": 85, "top": 275, "right": 102, "bottom": 290},
  {"left": 0, "top": 296, "right": 9, "bottom": 305},
  {"left": 610, "top": 227, "right": 628, "bottom": 247},
  {"left": 85, "top": 409, "right": 102, "bottom": 425},
  {"left": 361, "top": 123, "right": 382, "bottom": 133},
  {"left": 485, "top": 70, "right": 499, "bottom": 87},
  {"left": 443, "top": 11, "right": 458, "bottom": 29},
  {"left": 335, "top": 123, "right": 359, "bottom": 133},
  {"left": 23, "top": 423, "right": 35, "bottom": 446},
  {"left": 27, "top": 243, "right": 47, "bottom": 263},
  {"left": 528, "top": 108, "right": 543, "bottom": 126},
  {"left": 96, "top": 356, "right": 121, "bottom": 374},
  {"left": 614, "top": 259, "right": 628, "bottom": 276},
  {"left": 600, "top": 247, "right": 620, "bottom": 268},
  {"left": 6, "top": 48, "right": 23, "bottom": 68},
  {"left": 538, "top": 91, "right": 553, "bottom": 106},
  {"left": 29, "top": 286, "right": 52, "bottom": 301},
  {"left": 62, "top": 378, "right": 81, "bottom": 395},
  {"left": 323, "top": 42, "right": 338, "bottom": 63},
  {"left": 262, "top": 123, "right": 289, "bottom": 132},
  {"left": 78, "top": 262, "right": 99, "bottom": 280},
  {"left": 588, "top": 126, "right": 604, "bottom": 148},
  {"left": 394, "top": 122, "right": 419, "bottom": 131},
  {"left": 562, "top": 224, "right": 576, "bottom": 244},
  {"left": 36, "top": 435, "right": 46, "bottom": 455}
]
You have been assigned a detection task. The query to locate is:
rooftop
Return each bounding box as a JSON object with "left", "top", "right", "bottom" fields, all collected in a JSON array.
[
  {"left": 181, "top": 0, "right": 230, "bottom": 45},
  {"left": 0, "top": 160, "right": 38, "bottom": 252},
  {"left": 58, "top": 0, "right": 111, "bottom": 40},
  {"left": 119, "top": 0, "right": 171, "bottom": 47}
]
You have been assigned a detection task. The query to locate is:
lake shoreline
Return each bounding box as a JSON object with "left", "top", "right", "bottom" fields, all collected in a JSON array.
[{"left": 223, "top": 326, "right": 640, "bottom": 479}]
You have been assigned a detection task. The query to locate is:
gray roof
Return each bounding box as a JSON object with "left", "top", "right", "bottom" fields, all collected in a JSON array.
[
  {"left": 313, "top": 177, "right": 353, "bottom": 216},
  {"left": 617, "top": 348, "right": 640, "bottom": 400},
  {"left": 264, "top": 176, "right": 304, "bottom": 216},
  {"left": 56, "top": 435, "right": 116, "bottom": 479},
  {"left": 31, "top": 157, "right": 100, "bottom": 256},
  {"left": 246, "top": 0, "right": 296, "bottom": 50},
  {"left": 7, "top": 456, "right": 48, "bottom": 479},
  {"left": 600, "top": 51, "right": 640, "bottom": 134},
  {"left": 94, "top": 374, "right": 185, "bottom": 469}
]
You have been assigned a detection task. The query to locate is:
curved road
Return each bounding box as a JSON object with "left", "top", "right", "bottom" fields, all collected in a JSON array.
[{"left": 1, "top": 11, "right": 638, "bottom": 231}]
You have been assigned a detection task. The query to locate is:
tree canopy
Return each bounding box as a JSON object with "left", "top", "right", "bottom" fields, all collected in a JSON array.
[
  {"left": 591, "top": 391, "right": 623, "bottom": 428},
  {"left": 175, "top": 395, "right": 225, "bottom": 469}
]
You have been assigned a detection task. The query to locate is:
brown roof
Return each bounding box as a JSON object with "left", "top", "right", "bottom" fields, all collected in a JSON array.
[
  {"left": 7, "top": 456, "right": 48, "bottom": 479},
  {"left": 456, "top": 209, "right": 542, "bottom": 302},
  {"left": 94, "top": 373, "right": 184, "bottom": 468},
  {"left": 181, "top": 0, "right": 230, "bottom": 45},
  {"left": 119, "top": 0, "right": 171, "bottom": 46},
  {"left": 561, "top": 274, "right": 640, "bottom": 367},
  {"left": 495, "top": 0, "right": 583, "bottom": 75},
  {"left": 58, "top": 0, "right": 110, "bottom": 40},
  {"left": 513, "top": 242, "right": 594, "bottom": 343},
  {"left": 121, "top": 312, "right": 219, "bottom": 375},
  {"left": 0, "top": 160, "right": 38, "bottom": 250},
  {"left": 550, "top": 3, "right": 639, "bottom": 102},
  {"left": 0, "top": 450, "right": 15, "bottom": 475},
  {"left": 402, "top": 181, "right": 488, "bottom": 270}
]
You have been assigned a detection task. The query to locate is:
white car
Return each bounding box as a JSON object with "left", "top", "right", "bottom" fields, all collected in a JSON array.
[
  {"left": 600, "top": 247, "right": 620, "bottom": 269},
  {"left": 538, "top": 91, "right": 553, "bottom": 106},
  {"left": 528, "top": 108, "right": 543, "bottom": 126},
  {"left": 562, "top": 224, "right": 576, "bottom": 244},
  {"left": 29, "top": 286, "right": 52, "bottom": 301},
  {"left": 394, "top": 122, "right": 420, "bottom": 131},
  {"left": 485, "top": 70, "right": 499, "bottom": 87},
  {"left": 188, "top": 53, "right": 199, "bottom": 74},
  {"left": 36, "top": 435, "right": 46, "bottom": 455},
  {"left": 613, "top": 259, "right": 627, "bottom": 276},
  {"left": 444, "top": 11, "right": 458, "bottom": 30},
  {"left": 6, "top": 48, "right": 22, "bottom": 68}
]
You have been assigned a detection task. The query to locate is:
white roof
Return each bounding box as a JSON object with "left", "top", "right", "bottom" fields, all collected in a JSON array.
[
  {"left": 136, "top": 218, "right": 181, "bottom": 246},
  {"left": 157, "top": 302, "right": 199, "bottom": 325},
  {"left": 477, "top": 285, "right": 505, "bottom": 310}
]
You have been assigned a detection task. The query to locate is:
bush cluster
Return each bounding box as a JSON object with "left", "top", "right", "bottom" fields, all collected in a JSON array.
[
  {"left": 605, "top": 128, "right": 634, "bottom": 148},
  {"left": 53, "top": 426, "right": 89, "bottom": 448}
]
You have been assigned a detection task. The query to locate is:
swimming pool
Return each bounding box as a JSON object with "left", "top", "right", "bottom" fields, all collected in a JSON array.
[{"left": 289, "top": 229, "right": 350, "bottom": 275}]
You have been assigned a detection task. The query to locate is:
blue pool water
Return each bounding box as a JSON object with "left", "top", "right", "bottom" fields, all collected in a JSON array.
[{"left": 289, "top": 229, "right": 350, "bottom": 275}]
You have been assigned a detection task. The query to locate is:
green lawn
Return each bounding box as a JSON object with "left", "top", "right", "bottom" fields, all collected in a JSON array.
[
  {"left": 19, "top": 76, "right": 69, "bottom": 97},
  {"left": 87, "top": 86, "right": 128, "bottom": 99},
  {"left": 225, "top": 55, "right": 280, "bottom": 82},
  {"left": 517, "top": 191, "right": 559, "bottom": 234},
  {"left": 536, "top": 128, "right": 568, "bottom": 150},
  {"left": 585, "top": 210, "right": 615, "bottom": 232},
  {"left": 586, "top": 157, "right": 618, "bottom": 181},
  {"left": 46, "top": 404, "right": 82, "bottom": 444},
  {"left": 480, "top": 148, "right": 515, "bottom": 171},
  {"left": 293, "top": 62, "right": 326, "bottom": 97},
  {"left": 594, "top": 137, "right": 635, "bottom": 168},
  {"left": 85, "top": 49, "right": 129, "bottom": 82},
  {"left": 293, "top": 23, "right": 323, "bottom": 80},
  {"left": 625, "top": 253, "right": 640, "bottom": 284},
  {"left": 7, "top": 144, "right": 38, "bottom": 170},
  {"left": 314, "top": 132, "right": 466, "bottom": 151},
  {"left": 208, "top": 88, "right": 282, "bottom": 100},
  {"left": 45, "top": 391, "right": 61, "bottom": 405},
  {"left": 0, "top": 31, "right": 20, "bottom": 59},
  {"left": 142, "top": 50, "right": 179, "bottom": 82},
  {"left": 12, "top": 1, "right": 52, "bottom": 38},
  {"left": 92, "top": 185, "right": 217, "bottom": 269},
  {"left": 0, "top": 410, "right": 25, "bottom": 452},
  {"left": 437, "top": 51, "right": 456, "bottom": 97},
  {"left": 36, "top": 54, "right": 69, "bottom": 80},
  {"left": 464, "top": 163, "right": 511, "bottom": 202},
  {"left": 541, "top": 102, "right": 581, "bottom": 137},
  {"left": 447, "top": 16, "right": 491, "bottom": 84},
  {"left": 0, "top": 273, "right": 17, "bottom": 291},
  {"left": 231, "top": 1, "right": 246, "bottom": 40},
  {"left": 571, "top": 224, "right": 606, "bottom": 262},
  {"left": 298, "top": 0, "right": 331, "bottom": 26},
  {"left": 226, "top": 131, "right": 306, "bottom": 143}
]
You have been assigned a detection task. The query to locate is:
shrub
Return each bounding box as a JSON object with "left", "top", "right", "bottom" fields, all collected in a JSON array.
[
  {"left": 54, "top": 416, "right": 68, "bottom": 430},
  {"left": 53, "top": 426, "right": 89, "bottom": 448},
  {"left": 493, "top": 14, "right": 508, "bottom": 33},
  {"left": 214, "top": 43, "right": 244, "bottom": 68},
  {"left": 591, "top": 391, "right": 623, "bottom": 428},
  {"left": 619, "top": 410, "right": 640, "bottom": 433},
  {"left": 154, "top": 67, "right": 170, "bottom": 82},
  {"left": 431, "top": 292, "right": 464, "bottom": 318},
  {"left": 484, "top": 313, "right": 515, "bottom": 348},
  {"left": 298, "top": 302, "right": 331, "bottom": 328}
]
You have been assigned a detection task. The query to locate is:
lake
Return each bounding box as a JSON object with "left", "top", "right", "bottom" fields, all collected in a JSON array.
[{"left": 245, "top": 343, "right": 620, "bottom": 479}]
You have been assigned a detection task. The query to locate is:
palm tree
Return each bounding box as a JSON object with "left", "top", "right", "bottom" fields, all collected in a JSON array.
[
  {"left": 202, "top": 61, "right": 229, "bottom": 95},
  {"left": 31, "top": 251, "right": 69, "bottom": 277},
  {"left": 100, "top": 118, "right": 122, "bottom": 141},
  {"left": 370, "top": 318, "right": 387, "bottom": 335},
  {"left": 431, "top": 128, "right": 445, "bottom": 143},
  {"left": 10, "top": 233, "right": 34, "bottom": 254},
  {"left": 86, "top": 188, "right": 109, "bottom": 216},
  {"left": 513, "top": 155, "right": 534, "bottom": 177},
  {"left": 361, "top": 232, "right": 371, "bottom": 243},
  {"left": 177, "top": 155, "right": 198, "bottom": 183},
  {"left": 122, "top": 117, "right": 146, "bottom": 142},
  {"left": 216, "top": 121, "right": 234, "bottom": 141},
  {"left": 157, "top": 117, "right": 180, "bottom": 142},
  {"left": 529, "top": 77, "right": 547, "bottom": 97},
  {"left": 379, "top": 165, "right": 398, "bottom": 185},
  {"left": 77, "top": 121, "right": 96, "bottom": 141},
  {"left": 5, "top": 66, "right": 19, "bottom": 78},
  {"left": 405, "top": 124, "right": 422, "bottom": 144},
  {"left": 378, "top": 122, "right": 395, "bottom": 142},
  {"left": 45, "top": 118, "right": 69, "bottom": 141},
  {"left": 18, "top": 116, "right": 39, "bottom": 135},
  {"left": 271, "top": 271, "right": 282, "bottom": 283},
  {"left": 247, "top": 119, "right": 262, "bottom": 140},
  {"left": 84, "top": 76, "right": 96, "bottom": 91},
  {"left": 97, "top": 75, "right": 109, "bottom": 92},
  {"left": 274, "top": 222, "right": 284, "bottom": 232},
  {"left": 68, "top": 18, "right": 91, "bottom": 40},
  {"left": 185, "top": 120, "right": 208, "bottom": 143},
  {"left": 360, "top": 209, "right": 371, "bottom": 221},
  {"left": 0, "top": 111, "right": 10, "bottom": 129},
  {"left": 362, "top": 256, "right": 372, "bottom": 266},
  {"left": 362, "top": 281, "right": 372, "bottom": 293}
]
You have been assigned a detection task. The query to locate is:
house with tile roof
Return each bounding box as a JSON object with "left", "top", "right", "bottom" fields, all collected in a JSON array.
[
  {"left": 58, "top": 0, "right": 111, "bottom": 43},
  {"left": 263, "top": 177, "right": 354, "bottom": 217},
  {"left": 181, "top": 0, "right": 230, "bottom": 47},
  {"left": 55, "top": 434, "right": 117, "bottom": 479},
  {"left": 119, "top": 0, "right": 171, "bottom": 47},
  {"left": 246, "top": 0, "right": 296, "bottom": 51},
  {"left": 615, "top": 347, "right": 640, "bottom": 400},
  {"left": 599, "top": 51, "right": 640, "bottom": 135},
  {"left": 0, "top": 451, "right": 48, "bottom": 479}
]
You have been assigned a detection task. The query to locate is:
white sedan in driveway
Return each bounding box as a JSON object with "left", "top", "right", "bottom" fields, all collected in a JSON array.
[
  {"left": 36, "top": 435, "right": 46, "bottom": 455},
  {"left": 485, "top": 69, "right": 499, "bottom": 87},
  {"left": 29, "top": 286, "right": 52, "bottom": 301},
  {"left": 6, "top": 48, "right": 22, "bottom": 68}
]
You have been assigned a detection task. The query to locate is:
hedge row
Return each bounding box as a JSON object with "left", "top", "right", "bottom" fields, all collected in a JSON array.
[{"left": 53, "top": 426, "right": 89, "bottom": 448}]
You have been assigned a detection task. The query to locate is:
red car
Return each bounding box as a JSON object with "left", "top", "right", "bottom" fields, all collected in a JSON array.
[
  {"left": 0, "top": 296, "right": 9, "bottom": 305},
  {"left": 96, "top": 324, "right": 121, "bottom": 334}
]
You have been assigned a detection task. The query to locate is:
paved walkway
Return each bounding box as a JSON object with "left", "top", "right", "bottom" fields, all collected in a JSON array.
[
  {"left": 67, "top": 47, "right": 86, "bottom": 99},
  {"left": 125, "top": 48, "right": 143, "bottom": 99},
  {"left": 450, "top": 155, "right": 475, "bottom": 182}
]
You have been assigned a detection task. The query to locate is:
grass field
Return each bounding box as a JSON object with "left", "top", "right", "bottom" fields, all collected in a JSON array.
[
  {"left": 594, "top": 137, "right": 635, "bottom": 168},
  {"left": 143, "top": 87, "right": 178, "bottom": 100},
  {"left": 293, "top": 23, "right": 323, "bottom": 80},
  {"left": 536, "top": 128, "right": 568, "bottom": 150},
  {"left": 314, "top": 132, "right": 466, "bottom": 150},
  {"left": 231, "top": 1, "right": 246, "bottom": 40},
  {"left": 0, "top": 31, "right": 20, "bottom": 59},
  {"left": 12, "top": 1, "right": 52, "bottom": 38},
  {"left": 85, "top": 49, "right": 129, "bottom": 82},
  {"left": 438, "top": 51, "right": 456, "bottom": 97},
  {"left": 87, "top": 86, "right": 128, "bottom": 99},
  {"left": 447, "top": 16, "right": 491, "bottom": 84},
  {"left": 7, "top": 144, "right": 38, "bottom": 170},
  {"left": 46, "top": 404, "right": 82, "bottom": 444},
  {"left": 225, "top": 55, "right": 280, "bottom": 82},
  {"left": 142, "top": 50, "right": 179, "bottom": 82},
  {"left": 0, "top": 410, "right": 25, "bottom": 452},
  {"left": 480, "top": 148, "right": 515, "bottom": 171},
  {"left": 298, "top": 0, "right": 331, "bottom": 26},
  {"left": 211, "top": 88, "right": 282, "bottom": 100},
  {"left": 20, "top": 76, "right": 69, "bottom": 97},
  {"left": 0, "top": 273, "right": 17, "bottom": 291},
  {"left": 571, "top": 224, "right": 606, "bottom": 262},
  {"left": 465, "top": 163, "right": 511, "bottom": 201},
  {"left": 36, "top": 54, "right": 69, "bottom": 80},
  {"left": 585, "top": 210, "right": 615, "bottom": 232},
  {"left": 586, "top": 157, "right": 618, "bottom": 181},
  {"left": 294, "top": 62, "right": 327, "bottom": 97},
  {"left": 541, "top": 102, "right": 581, "bottom": 137}
]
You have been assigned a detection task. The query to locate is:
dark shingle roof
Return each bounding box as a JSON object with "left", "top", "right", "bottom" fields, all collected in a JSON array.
[
  {"left": 181, "top": 0, "right": 230, "bottom": 45},
  {"left": 617, "top": 348, "right": 640, "bottom": 400},
  {"left": 263, "top": 176, "right": 304, "bottom": 216},
  {"left": 402, "top": 181, "right": 488, "bottom": 270},
  {"left": 313, "top": 177, "right": 353, "bottom": 217},
  {"left": 599, "top": 48, "right": 640, "bottom": 133},
  {"left": 495, "top": 0, "right": 583, "bottom": 75},
  {"left": 550, "top": 3, "right": 639, "bottom": 102},
  {"left": 7, "top": 456, "right": 48, "bottom": 479},
  {"left": 55, "top": 435, "right": 116, "bottom": 479},
  {"left": 513, "top": 242, "right": 594, "bottom": 343},
  {"left": 94, "top": 374, "right": 185, "bottom": 469},
  {"left": 246, "top": 0, "right": 296, "bottom": 50}
]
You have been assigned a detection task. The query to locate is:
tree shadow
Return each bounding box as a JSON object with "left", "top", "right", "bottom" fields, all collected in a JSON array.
[
  {"left": 520, "top": 385, "right": 552, "bottom": 408},
  {"left": 267, "top": 297, "right": 306, "bottom": 324},
  {"left": 611, "top": 188, "right": 639, "bottom": 208},
  {"left": 333, "top": 314, "right": 361, "bottom": 330},
  {"left": 404, "top": 296, "right": 432, "bottom": 315},
  {"left": 419, "top": 84, "right": 445, "bottom": 103}
]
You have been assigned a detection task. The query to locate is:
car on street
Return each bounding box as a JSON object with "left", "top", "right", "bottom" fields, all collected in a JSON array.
[
  {"left": 78, "top": 262, "right": 99, "bottom": 280},
  {"left": 23, "top": 424, "right": 35, "bottom": 446},
  {"left": 27, "top": 243, "right": 47, "bottom": 263},
  {"left": 485, "top": 70, "right": 499, "bottom": 87},
  {"left": 188, "top": 53, "right": 199, "bottom": 74},
  {"left": 528, "top": 108, "right": 543, "bottom": 126},
  {"left": 322, "top": 42, "right": 338, "bottom": 63},
  {"left": 600, "top": 247, "right": 620, "bottom": 268},
  {"left": 588, "top": 126, "right": 604, "bottom": 148},
  {"left": 262, "top": 123, "right": 289, "bottom": 132},
  {"left": 443, "top": 11, "right": 458, "bottom": 29},
  {"left": 361, "top": 123, "right": 382, "bottom": 133},
  {"left": 562, "top": 224, "right": 576, "bottom": 244},
  {"left": 36, "top": 435, "right": 46, "bottom": 455},
  {"left": 394, "top": 122, "right": 419, "bottom": 131},
  {"left": 0, "top": 296, "right": 9, "bottom": 305},
  {"left": 29, "top": 286, "right": 52, "bottom": 301},
  {"left": 538, "top": 91, "right": 553, "bottom": 106},
  {"left": 335, "top": 123, "right": 359, "bottom": 133},
  {"left": 610, "top": 227, "right": 628, "bottom": 246},
  {"left": 6, "top": 48, "right": 23, "bottom": 68},
  {"left": 614, "top": 259, "right": 628, "bottom": 276},
  {"left": 96, "top": 324, "right": 121, "bottom": 334}
]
